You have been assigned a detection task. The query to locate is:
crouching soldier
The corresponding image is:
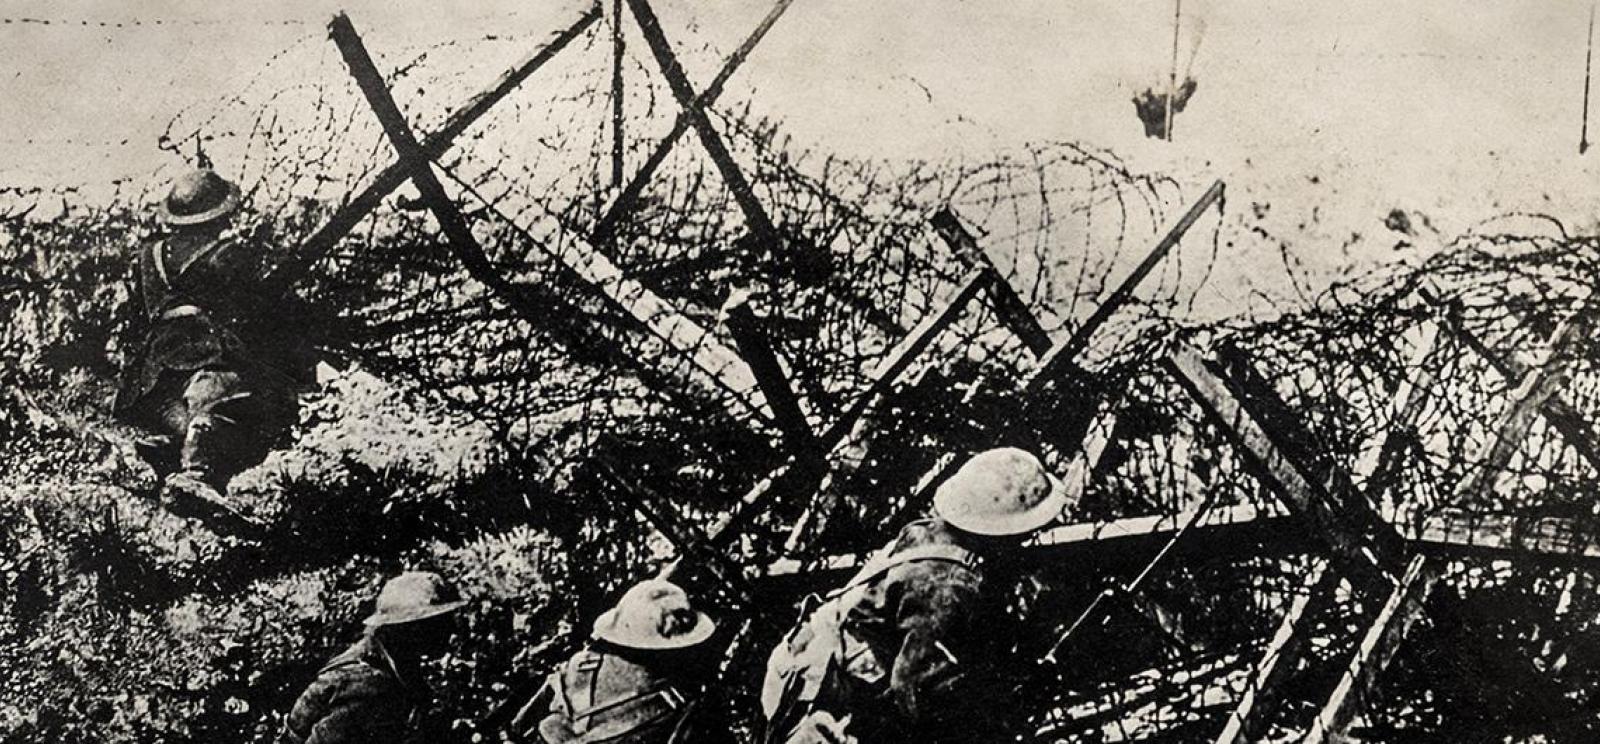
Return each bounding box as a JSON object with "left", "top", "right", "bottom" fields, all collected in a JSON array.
[
  {"left": 283, "top": 571, "right": 465, "bottom": 744},
  {"left": 513, "top": 578, "right": 730, "bottom": 744},
  {"left": 113, "top": 167, "right": 316, "bottom": 529},
  {"left": 761, "top": 447, "right": 1074, "bottom": 744}
]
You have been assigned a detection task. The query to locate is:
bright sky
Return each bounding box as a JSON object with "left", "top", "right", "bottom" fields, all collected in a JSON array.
[{"left": 4, "top": 0, "right": 1598, "bottom": 307}]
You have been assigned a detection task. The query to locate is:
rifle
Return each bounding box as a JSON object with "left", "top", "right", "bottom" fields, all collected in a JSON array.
[{"left": 1038, "top": 481, "right": 1224, "bottom": 665}]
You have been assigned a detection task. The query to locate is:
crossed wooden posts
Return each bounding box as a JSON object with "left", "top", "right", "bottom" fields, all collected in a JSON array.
[
  {"left": 307, "top": 6, "right": 1600, "bottom": 740},
  {"left": 1184, "top": 299, "right": 1596, "bottom": 743},
  {"left": 311, "top": 1, "right": 817, "bottom": 439}
]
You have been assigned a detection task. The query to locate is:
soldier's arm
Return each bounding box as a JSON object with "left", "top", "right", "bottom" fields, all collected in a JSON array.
[{"left": 886, "top": 567, "right": 982, "bottom": 723}]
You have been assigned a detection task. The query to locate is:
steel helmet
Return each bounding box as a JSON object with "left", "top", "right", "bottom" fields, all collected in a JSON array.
[
  {"left": 363, "top": 571, "right": 467, "bottom": 627},
  {"left": 933, "top": 447, "right": 1070, "bottom": 536},
  {"left": 156, "top": 168, "right": 241, "bottom": 226},
  {"left": 591, "top": 579, "right": 715, "bottom": 650}
]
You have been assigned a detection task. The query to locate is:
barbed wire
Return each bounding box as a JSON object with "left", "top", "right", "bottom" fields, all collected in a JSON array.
[{"left": 6, "top": 10, "right": 1600, "bottom": 742}]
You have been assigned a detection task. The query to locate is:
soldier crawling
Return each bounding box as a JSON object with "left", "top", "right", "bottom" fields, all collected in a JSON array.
[{"left": 113, "top": 167, "right": 316, "bottom": 528}]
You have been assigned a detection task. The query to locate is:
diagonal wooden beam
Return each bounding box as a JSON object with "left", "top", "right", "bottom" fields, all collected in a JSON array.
[
  {"left": 1217, "top": 324, "right": 1439, "bottom": 744},
  {"left": 1031, "top": 180, "right": 1226, "bottom": 389},
  {"left": 271, "top": 5, "right": 600, "bottom": 290},
  {"left": 335, "top": 14, "right": 770, "bottom": 426},
  {"left": 595, "top": 454, "right": 757, "bottom": 607},
  {"left": 930, "top": 208, "right": 1053, "bottom": 356},
  {"left": 1304, "top": 555, "right": 1439, "bottom": 744},
  {"left": 329, "top": 14, "right": 558, "bottom": 324},
  {"left": 904, "top": 182, "right": 1228, "bottom": 512},
  {"left": 616, "top": 0, "right": 906, "bottom": 344},
  {"left": 1455, "top": 310, "right": 1589, "bottom": 505},
  {"left": 1423, "top": 289, "right": 1600, "bottom": 477},
  {"left": 624, "top": 0, "right": 779, "bottom": 243},
  {"left": 1214, "top": 563, "right": 1338, "bottom": 744},
  {"left": 1163, "top": 345, "right": 1407, "bottom": 587},
  {"left": 591, "top": 0, "right": 797, "bottom": 245},
  {"left": 822, "top": 268, "right": 992, "bottom": 446},
  {"left": 782, "top": 268, "right": 1004, "bottom": 553},
  {"left": 724, "top": 296, "right": 816, "bottom": 453},
  {"left": 1294, "top": 311, "right": 1585, "bottom": 742},
  {"left": 1351, "top": 321, "right": 1441, "bottom": 495}
]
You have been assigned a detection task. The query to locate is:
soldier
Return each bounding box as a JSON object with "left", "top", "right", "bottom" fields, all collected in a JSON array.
[
  {"left": 283, "top": 571, "right": 465, "bottom": 744},
  {"left": 761, "top": 447, "right": 1073, "bottom": 744},
  {"left": 113, "top": 167, "right": 316, "bottom": 529},
  {"left": 513, "top": 578, "right": 730, "bottom": 744}
]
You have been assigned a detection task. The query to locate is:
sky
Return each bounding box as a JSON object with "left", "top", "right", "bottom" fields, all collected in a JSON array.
[{"left": 3, "top": 0, "right": 1598, "bottom": 309}]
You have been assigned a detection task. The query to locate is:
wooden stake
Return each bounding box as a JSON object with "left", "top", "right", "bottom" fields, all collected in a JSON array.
[
  {"left": 1165, "top": 0, "right": 1182, "bottom": 141},
  {"left": 623, "top": 0, "right": 781, "bottom": 244},
  {"left": 610, "top": 0, "right": 626, "bottom": 186},
  {"left": 931, "top": 208, "right": 1054, "bottom": 356},
  {"left": 591, "top": 0, "right": 797, "bottom": 245},
  {"left": 1304, "top": 556, "right": 1439, "bottom": 744},
  {"left": 1582, "top": 0, "right": 1595, "bottom": 154},
  {"left": 331, "top": 13, "right": 770, "bottom": 427},
  {"left": 270, "top": 5, "right": 600, "bottom": 290}
]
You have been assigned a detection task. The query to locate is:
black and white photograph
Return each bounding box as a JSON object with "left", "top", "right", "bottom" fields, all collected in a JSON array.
[{"left": 3, "top": 0, "right": 1600, "bottom": 741}]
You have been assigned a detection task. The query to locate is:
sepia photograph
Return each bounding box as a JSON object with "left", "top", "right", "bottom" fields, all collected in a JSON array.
[{"left": 3, "top": 0, "right": 1599, "bottom": 741}]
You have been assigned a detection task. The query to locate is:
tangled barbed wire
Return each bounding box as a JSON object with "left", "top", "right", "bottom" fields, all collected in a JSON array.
[{"left": 5, "top": 7, "right": 1600, "bottom": 743}]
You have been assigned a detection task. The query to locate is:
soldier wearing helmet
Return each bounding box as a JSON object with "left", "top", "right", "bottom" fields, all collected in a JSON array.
[
  {"left": 113, "top": 167, "right": 317, "bottom": 530},
  {"left": 512, "top": 578, "right": 731, "bottom": 744},
  {"left": 282, "top": 571, "right": 466, "bottom": 744},
  {"left": 761, "top": 447, "right": 1073, "bottom": 744}
]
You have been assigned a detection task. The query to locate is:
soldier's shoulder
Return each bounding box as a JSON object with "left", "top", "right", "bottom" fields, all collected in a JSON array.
[{"left": 300, "top": 646, "right": 403, "bottom": 704}]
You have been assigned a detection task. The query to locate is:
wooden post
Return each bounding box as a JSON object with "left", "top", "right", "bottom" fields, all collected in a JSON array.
[
  {"left": 821, "top": 268, "right": 991, "bottom": 445},
  {"left": 596, "top": 455, "right": 757, "bottom": 606},
  {"left": 724, "top": 297, "right": 817, "bottom": 454},
  {"left": 783, "top": 268, "right": 992, "bottom": 553},
  {"left": 1034, "top": 180, "right": 1225, "bottom": 384},
  {"left": 1294, "top": 306, "right": 1582, "bottom": 741},
  {"left": 591, "top": 0, "right": 797, "bottom": 244},
  {"left": 1163, "top": 345, "right": 1406, "bottom": 586},
  {"left": 609, "top": 0, "right": 626, "bottom": 187},
  {"left": 903, "top": 181, "right": 1227, "bottom": 512},
  {"left": 616, "top": 0, "right": 904, "bottom": 339},
  {"left": 623, "top": 0, "right": 779, "bottom": 244},
  {"left": 1454, "top": 311, "right": 1589, "bottom": 504},
  {"left": 1351, "top": 321, "right": 1440, "bottom": 495},
  {"left": 270, "top": 5, "right": 600, "bottom": 290},
  {"left": 1422, "top": 289, "right": 1600, "bottom": 475},
  {"left": 333, "top": 13, "right": 772, "bottom": 427},
  {"left": 1214, "top": 563, "right": 1337, "bottom": 744},
  {"left": 329, "top": 14, "right": 548, "bottom": 319},
  {"left": 1304, "top": 556, "right": 1439, "bottom": 744},
  {"left": 930, "top": 208, "right": 1053, "bottom": 356}
]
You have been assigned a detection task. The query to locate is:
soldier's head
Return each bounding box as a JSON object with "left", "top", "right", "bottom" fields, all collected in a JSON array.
[
  {"left": 933, "top": 447, "right": 1073, "bottom": 552},
  {"left": 363, "top": 571, "right": 465, "bottom": 660},
  {"left": 156, "top": 168, "right": 241, "bottom": 236},
  {"left": 590, "top": 578, "right": 716, "bottom": 660}
]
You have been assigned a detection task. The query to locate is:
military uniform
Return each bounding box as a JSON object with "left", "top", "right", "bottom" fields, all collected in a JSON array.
[
  {"left": 516, "top": 579, "right": 724, "bottom": 744},
  {"left": 284, "top": 572, "right": 464, "bottom": 744},
  {"left": 114, "top": 170, "right": 312, "bottom": 495},
  {"left": 763, "top": 448, "right": 1073, "bottom": 744},
  {"left": 517, "top": 646, "right": 718, "bottom": 744},
  {"left": 281, "top": 635, "right": 433, "bottom": 744},
  {"left": 764, "top": 519, "right": 1014, "bottom": 744}
]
